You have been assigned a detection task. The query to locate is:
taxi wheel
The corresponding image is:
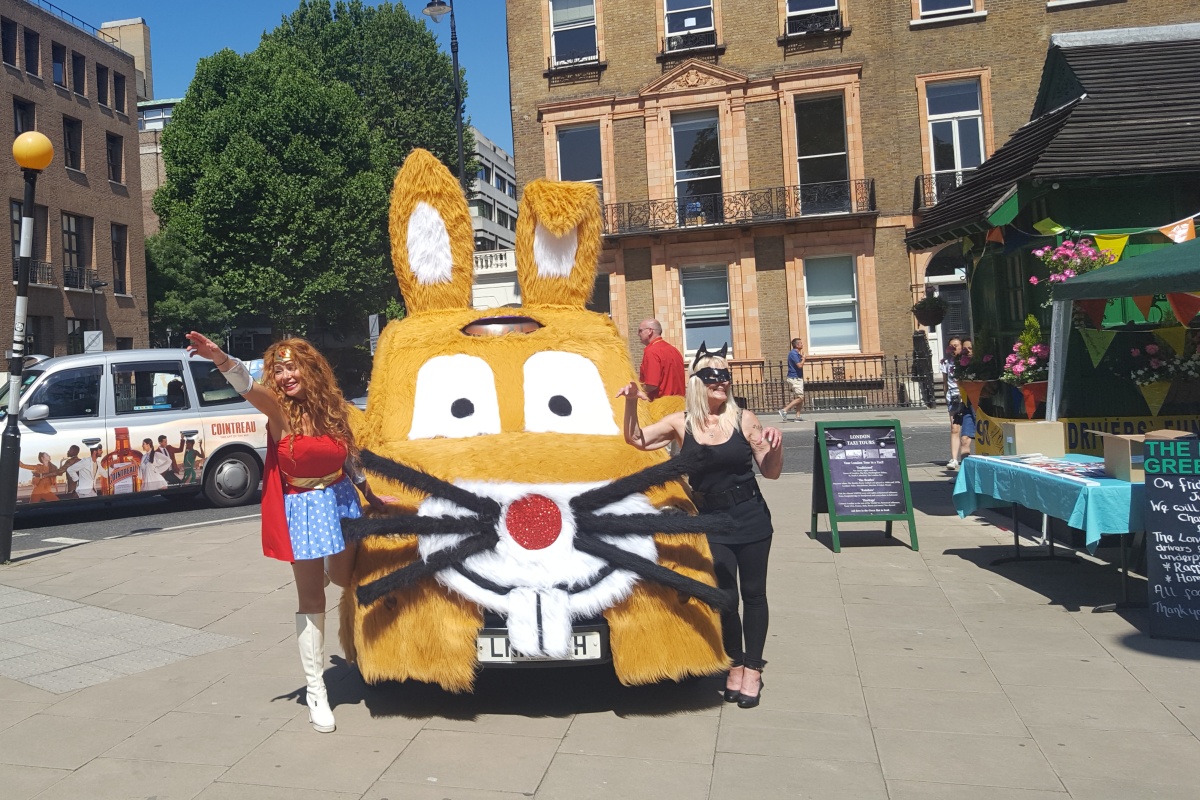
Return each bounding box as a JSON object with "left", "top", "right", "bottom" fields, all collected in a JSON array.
[{"left": 204, "top": 451, "right": 261, "bottom": 508}]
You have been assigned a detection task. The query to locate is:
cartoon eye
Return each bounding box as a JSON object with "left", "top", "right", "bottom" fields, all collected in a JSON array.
[
  {"left": 409, "top": 355, "right": 501, "bottom": 439},
  {"left": 523, "top": 351, "right": 619, "bottom": 435}
]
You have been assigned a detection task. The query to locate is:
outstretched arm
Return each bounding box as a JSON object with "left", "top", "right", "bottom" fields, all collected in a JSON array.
[
  {"left": 617, "top": 381, "right": 681, "bottom": 451},
  {"left": 185, "top": 332, "right": 287, "bottom": 439}
]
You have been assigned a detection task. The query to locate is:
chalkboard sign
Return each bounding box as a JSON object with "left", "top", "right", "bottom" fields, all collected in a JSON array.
[
  {"left": 1144, "top": 434, "right": 1200, "bottom": 641},
  {"left": 809, "top": 420, "right": 918, "bottom": 553}
]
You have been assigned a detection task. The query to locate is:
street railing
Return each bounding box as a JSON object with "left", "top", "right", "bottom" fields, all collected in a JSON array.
[{"left": 729, "top": 355, "right": 933, "bottom": 414}]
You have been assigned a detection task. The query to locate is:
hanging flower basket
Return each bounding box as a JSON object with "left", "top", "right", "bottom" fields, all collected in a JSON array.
[{"left": 912, "top": 296, "right": 949, "bottom": 328}]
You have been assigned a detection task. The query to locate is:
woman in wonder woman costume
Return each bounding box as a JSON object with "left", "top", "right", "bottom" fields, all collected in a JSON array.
[{"left": 185, "top": 332, "right": 387, "bottom": 733}]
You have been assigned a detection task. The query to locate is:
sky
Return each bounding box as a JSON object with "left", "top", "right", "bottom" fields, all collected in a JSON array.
[{"left": 58, "top": 0, "right": 514, "bottom": 152}]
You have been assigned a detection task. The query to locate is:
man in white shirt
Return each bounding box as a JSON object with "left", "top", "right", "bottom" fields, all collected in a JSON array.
[{"left": 66, "top": 443, "right": 103, "bottom": 498}]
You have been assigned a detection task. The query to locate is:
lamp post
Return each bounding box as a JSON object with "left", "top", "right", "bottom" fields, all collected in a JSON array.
[
  {"left": 2, "top": 131, "right": 53, "bottom": 564},
  {"left": 422, "top": 0, "right": 467, "bottom": 192},
  {"left": 89, "top": 280, "right": 108, "bottom": 337}
]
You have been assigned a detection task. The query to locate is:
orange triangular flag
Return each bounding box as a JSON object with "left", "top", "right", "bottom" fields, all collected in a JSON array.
[
  {"left": 1133, "top": 296, "right": 1155, "bottom": 319},
  {"left": 1160, "top": 217, "right": 1196, "bottom": 243},
  {"left": 986, "top": 227, "right": 1005, "bottom": 244},
  {"left": 1077, "top": 299, "right": 1107, "bottom": 328},
  {"left": 1168, "top": 292, "right": 1200, "bottom": 326}
]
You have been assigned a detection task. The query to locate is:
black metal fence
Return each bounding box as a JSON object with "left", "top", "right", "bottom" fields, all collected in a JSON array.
[
  {"left": 730, "top": 354, "right": 935, "bottom": 414},
  {"left": 11, "top": 259, "right": 55, "bottom": 286}
]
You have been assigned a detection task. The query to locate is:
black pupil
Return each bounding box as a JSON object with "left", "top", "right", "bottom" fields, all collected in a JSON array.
[
  {"left": 549, "top": 395, "right": 572, "bottom": 416},
  {"left": 451, "top": 398, "right": 475, "bottom": 418}
]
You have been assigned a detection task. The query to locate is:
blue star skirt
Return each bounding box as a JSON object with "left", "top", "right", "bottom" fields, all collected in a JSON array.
[{"left": 283, "top": 477, "right": 361, "bottom": 561}]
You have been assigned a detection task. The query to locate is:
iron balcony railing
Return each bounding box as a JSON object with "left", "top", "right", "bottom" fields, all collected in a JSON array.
[
  {"left": 603, "top": 179, "right": 875, "bottom": 236},
  {"left": 547, "top": 48, "right": 600, "bottom": 71},
  {"left": 914, "top": 168, "right": 975, "bottom": 210},
  {"left": 63, "top": 266, "right": 98, "bottom": 290},
  {"left": 12, "top": 259, "right": 56, "bottom": 286},
  {"left": 730, "top": 355, "right": 933, "bottom": 414},
  {"left": 663, "top": 30, "right": 718, "bottom": 53},
  {"left": 785, "top": 10, "right": 845, "bottom": 37}
]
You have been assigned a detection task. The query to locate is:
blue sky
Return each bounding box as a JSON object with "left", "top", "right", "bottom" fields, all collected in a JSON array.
[{"left": 60, "top": 0, "right": 514, "bottom": 152}]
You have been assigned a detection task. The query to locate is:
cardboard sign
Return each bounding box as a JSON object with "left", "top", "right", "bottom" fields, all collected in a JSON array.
[
  {"left": 1144, "top": 433, "right": 1200, "bottom": 640},
  {"left": 809, "top": 420, "right": 918, "bottom": 553}
]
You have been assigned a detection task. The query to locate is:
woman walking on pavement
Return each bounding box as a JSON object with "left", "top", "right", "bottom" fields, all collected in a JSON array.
[
  {"left": 186, "top": 332, "right": 387, "bottom": 733},
  {"left": 618, "top": 343, "right": 783, "bottom": 708}
]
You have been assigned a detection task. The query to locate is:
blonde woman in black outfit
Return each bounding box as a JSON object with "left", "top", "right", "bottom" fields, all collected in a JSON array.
[{"left": 618, "top": 344, "right": 783, "bottom": 707}]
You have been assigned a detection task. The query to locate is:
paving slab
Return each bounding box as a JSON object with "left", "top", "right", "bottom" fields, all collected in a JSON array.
[
  {"left": 534, "top": 752, "right": 713, "bottom": 800},
  {"left": 1028, "top": 726, "right": 1200, "bottom": 787},
  {"left": 865, "top": 686, "right": 1028, "bottom": 735},
  {"left": 857, "top": 652, "right": 1002, "bottom": 693},
  {"left": 105, "top": 710, "right": 286, "bottom": 765},
  {"left": 0, "top": 763, "right": 70, "bottom": 800},
  {"left": 716, "top": 708, "right": 878, "bottom": 762},
  {"left": 380, "top": 729, "right": 558, "bottom": 794},
  {"left": 222, "top": 728, "right": 408, "bottom": 793},
  {"left": 1004, "top": 685, "right": 1188, "bottom": 733},
  {"left": 874, "top": 729, "right": 1063, "bottom": 791},
  {"left": 560, "top": 710, "right": 719, "bottom": 764},
  {"left": 31, "top": 758, "right": 226, "bottom": 800},
  {"left": 711, "top": 752, "right": 888, "bottom": 800},
  {"left": 0, "top": 714, "right": 141, "bottom": 769}
]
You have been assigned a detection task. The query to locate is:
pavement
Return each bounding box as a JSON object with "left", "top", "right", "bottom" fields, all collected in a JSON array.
[{"left": 4, "top": 455, "right": 1200, "bottom": 798}]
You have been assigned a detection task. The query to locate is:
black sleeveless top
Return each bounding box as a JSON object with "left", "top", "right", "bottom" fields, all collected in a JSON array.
[{"left": 680, "top": 415, "right": 773, "bottom": 544}]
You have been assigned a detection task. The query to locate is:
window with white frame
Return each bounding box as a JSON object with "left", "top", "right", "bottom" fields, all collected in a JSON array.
[
  {"left": 804, "top": 255, "right": 860, "bottom": 352},
  {"left": 926, "top": 79, "right": 984, "bottom": 201},
  {"left": 557, "top": 123, "right": 603, "bottom": 196},
  {"left": 550, "top": 0, "right": 598, "bottom": 66},
  {"left": 673, "top": 109, "right": 722, "bottom": 223},
  {"left": 680, "top": 265, "right": 732, "bottom": 356},
  {"left": 918, "top": 0, "right": 974, "bottom": 18},
  {"left": 786, "top": 0, "right": 839, "bottom": 36},
  {"left": 795, "top": 94, "right": 850, "bottom": 214},
  {"left": 665, "top": 0, "right": 715, "bottom": 51}
]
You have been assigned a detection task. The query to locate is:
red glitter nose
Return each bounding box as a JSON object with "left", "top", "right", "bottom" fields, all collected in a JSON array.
[{"left": 505, "top": 494, "right": 562, "bottom": 550}]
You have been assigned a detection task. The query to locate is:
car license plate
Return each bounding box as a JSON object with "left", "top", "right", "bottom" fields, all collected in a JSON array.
[{"left": 477, "top": 632, "right": 602, "bottom": 663}]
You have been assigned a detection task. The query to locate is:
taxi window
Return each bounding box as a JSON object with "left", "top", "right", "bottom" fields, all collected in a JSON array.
[
  {"left": 26, "top": 366, "right": 101, "bottom": 419},
  {"left": 189, "top": 360, "right": 245, "bottom": 407},
  {"left": 112, "top": 361, "right": 189, "bottom": 414}
]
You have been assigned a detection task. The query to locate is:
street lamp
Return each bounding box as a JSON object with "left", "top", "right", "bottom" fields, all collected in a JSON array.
[
  {"left": 422, "top": 0, "right": 467, "bottom": 192},
  {"left": 2, "top": 131, "right": 53, "bottom": 564},
  {"left": 89, "top": 280, "right": 108, "bottom": 335}
]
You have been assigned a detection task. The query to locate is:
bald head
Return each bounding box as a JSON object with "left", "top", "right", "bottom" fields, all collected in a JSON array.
[{"left": 637, "top": 319, "right": 662, "bottom": 347}]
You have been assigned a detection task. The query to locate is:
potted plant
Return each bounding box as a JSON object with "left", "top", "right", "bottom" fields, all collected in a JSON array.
[
  {"left": 1001, "top": 315, "right": 1051, "bottom": 418},
  {"left": 1029, "top": 238, "right": 1117, "bottom": 307},
  {"left": 952, "top": 349, "right": 1002, "bottom": 409},
  {"left": 912, "top": 294, "right": 949, "bottom": 328},
  {"left": 1129, "top": 343, "right": 1176, "bottom": 417}
]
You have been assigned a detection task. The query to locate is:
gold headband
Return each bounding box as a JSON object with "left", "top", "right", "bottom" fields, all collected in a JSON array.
[{"left": 276, "top": 347, "right": 294, "bottom": 363}]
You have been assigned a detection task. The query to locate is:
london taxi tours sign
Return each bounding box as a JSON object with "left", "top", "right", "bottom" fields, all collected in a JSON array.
[
  {"left": 1144, "top": 433, "right": 1200, "bottom": 640},
  {"left": 809, "top": 420, "right": 918, "bottom": 553}
]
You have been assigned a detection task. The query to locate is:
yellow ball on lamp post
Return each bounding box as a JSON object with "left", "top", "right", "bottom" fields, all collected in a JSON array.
[{"left": 12, "top": 131, "right": 53, "bottom": 171}]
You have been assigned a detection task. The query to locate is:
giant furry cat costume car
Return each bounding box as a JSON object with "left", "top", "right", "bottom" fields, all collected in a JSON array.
[{"left": 339, "top": 149, "right": 730, "bottom": 692}]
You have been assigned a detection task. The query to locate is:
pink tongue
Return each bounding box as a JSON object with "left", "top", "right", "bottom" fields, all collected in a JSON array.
[{"left": 505, "top": 495, "right": 562, "bottom": 550}]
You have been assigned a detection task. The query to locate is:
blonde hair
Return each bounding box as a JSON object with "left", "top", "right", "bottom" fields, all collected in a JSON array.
[
  {"left": 685, "top": 355, "right": 740, "bottom": 438},
  {"left": 263, "top": 338, "right": 357, "bottom": 456}
]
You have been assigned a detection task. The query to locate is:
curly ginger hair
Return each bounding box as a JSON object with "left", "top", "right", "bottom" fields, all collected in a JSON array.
[{"left": 262, "top": 338, "right": 357, "bottom": 456}]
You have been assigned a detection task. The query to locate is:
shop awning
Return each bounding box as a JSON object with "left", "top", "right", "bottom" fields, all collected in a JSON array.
[{"left": 1051, "top": 237, "right": 1200, "bottom": 301}]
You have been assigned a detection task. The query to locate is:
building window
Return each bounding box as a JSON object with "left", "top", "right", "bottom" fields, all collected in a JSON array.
[
  {"left": 918, "top": 0, "right": 975, "bottom": 18},
  {"left": 804, "top": 255, "right": 860, "bottom": 352},
  {"left": 10, "top": 200, "right": 48, "bottom": 274},
  {"left": 494, "top": 173, "right": 507, "bottom": 193},
  {"left": 63, "top": 116, "right": 82, "bottom": 170},
  {"left": 65, "top": 319, "right": 89, "bottom": 355},
  {"left": 550, "top": 0, "right": 598, "bottom": 66},
  {"left": 13, "top": 98, "right": 34, "bottom": 136},
  {"left": 507, "top": 182, "right": 516, "bottom": 199},
  {"left": 51, "top": 42, "right": 66, "bottom": 86},
  {"left": 113, "top": 72, "right": 126, "bottom": 113},
  {"left": 926, "top": 79, "right": 984, "bottom": 199},
  {"left": 62, "top": 212, "right": 93, "bottom": 289},
  {"left": 22, "top": 29, "right": 38, "bottom": 76},
  {"left": 795, "top": 94, "right": 850, "bottom": 214},
  {"left": 477, "top": 164, "right": 491, "bottom": 184},
  {"left": 96, "top": 64, "right": 109, "bottom": 106},
  {"left": 470, "top": 198, "right": 494, "bottom": 221},
  {"left": 1, "top": 18, "right": 16, "bottom": 66},
  {"left": 106, "top": 133, "right": 123, "bottom": 183},
  {"left": 673, "top": 109, "right": 722, "bottom": 224},
  {"left": 680, "top": 265, "right": 732, "bottom": 356},
  {"left": 665, "top": 0, "right": 715, "bottom": 52},
  {"left": 496, "top": 209, "right": 511, "bottom": 229},
  {"left": 557, "top": 123, "right": 603, "bottom": 196},
  {"left": 111, "top": 223, "right": 127, "bottom": 295},
  {"left": 138, "top": 105, "right": 171, "bottom": 130},
  {"left": 9, "top": 199, "right": 21, "bottom": 267},
  {"left": 70, "top": 51, "right": 85, "bottom": 95}
]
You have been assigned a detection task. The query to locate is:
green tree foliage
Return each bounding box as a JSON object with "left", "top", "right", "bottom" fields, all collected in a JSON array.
[{"left": 151, "top": 1, "right": 464, "bottom": 338}]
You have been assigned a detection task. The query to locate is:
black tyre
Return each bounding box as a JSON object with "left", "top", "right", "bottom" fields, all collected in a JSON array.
[{"left": 203, "top": 450, "right": 261, "bottom": 508}]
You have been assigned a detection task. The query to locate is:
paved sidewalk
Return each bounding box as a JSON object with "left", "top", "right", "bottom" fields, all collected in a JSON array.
[{"left": 3, "top": 466, "right": 1200, "bottom": 799}]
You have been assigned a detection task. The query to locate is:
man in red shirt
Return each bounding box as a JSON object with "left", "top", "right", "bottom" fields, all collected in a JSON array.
[{"left": 637, "top": 319, "right": 686, "bottom": 399}]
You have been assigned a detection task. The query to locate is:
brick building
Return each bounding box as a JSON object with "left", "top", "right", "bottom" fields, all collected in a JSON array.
[
  {"left": 2, "top": 3, "right": 149, "bottom": 354},
  {"left": 506, "top": 0, "right": 1200, "bottom": 379}
]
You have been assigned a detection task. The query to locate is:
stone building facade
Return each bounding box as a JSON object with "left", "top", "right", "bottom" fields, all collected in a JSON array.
[
  {"left": 2, "top": 3, "right": 149, "bottom": 353},
  {"left": 506, "top": 0, "right": 1200, "bottom": 376}
]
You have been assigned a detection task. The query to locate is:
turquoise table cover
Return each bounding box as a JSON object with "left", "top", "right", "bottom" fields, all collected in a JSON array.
[{"left": 953, "top": 454, "right": 1143, "bottom": 553}]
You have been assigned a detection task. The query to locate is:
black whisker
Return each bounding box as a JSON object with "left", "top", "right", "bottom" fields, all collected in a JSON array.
[
  {"left": 569, "top": 453, "right": 699, "bottom": 515},
  {"left": 342, "top": 514, "right": 494, "bottom": 542},
  {"left": 575, "top": 512, "right": 739, "bottom": 538},
  {"left": 360, "top": 450, "right": 501, "bottom": 518},
  {"left": 573, "top": 536, "right": 735, "bottom": 611},
  {"left": 356, "top": 532, "right": 500, "bottom": 606}
]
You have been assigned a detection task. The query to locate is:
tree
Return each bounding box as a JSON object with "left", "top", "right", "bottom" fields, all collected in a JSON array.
[
  {"left": 145, "top": 225, "right": 229, "bottom": 341},
  {"left": 151, "top": 1, "right": 465, "bottom": 338}
]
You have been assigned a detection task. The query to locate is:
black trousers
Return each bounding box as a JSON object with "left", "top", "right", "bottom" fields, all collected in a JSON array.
[{"left": 709, "top": 536, "right": 771, "bottom": 670}]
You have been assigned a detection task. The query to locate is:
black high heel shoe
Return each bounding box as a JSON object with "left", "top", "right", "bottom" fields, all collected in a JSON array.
[
  {"left": 737, "top": 677, "right": 764, "bottom": 708},
  {"left": 722, "top": 687, "right": 741, "bottom": 703}
]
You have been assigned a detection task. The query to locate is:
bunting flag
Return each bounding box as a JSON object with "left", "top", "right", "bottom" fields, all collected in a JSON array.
[
  {"left": 1132, "top": 296, "right": 1156, "bottom": 319},
  {"left": 986, "top": 227, "right": 1005, "bottom": 244},
  {"left": 1138, "top": 381, "right": 1172, "bottom": 417},
  {"left": 1033, "top": 218, "right": 1066, "bottom": 235},
  {"left": 1168, "top": 292, "right": 1200, "bottom": 326},
  {"left": 1093, "top": 233, "right": 1129, "bottom": 262},
  {"left": 961, "top": 235, "right": 974, "bottom": 254},
  {"left": 1077, "top": 298, "right": 1107, "bottom": 329},
  {"left": 1154, "top": 326, "right": 1189, "bottom": 356},
  {"left": 1079, "top": 329, "right": 1115, "bottom": 367},
  {"left": 1159, "top": 217, "right": 1196, "bottom": 243}
]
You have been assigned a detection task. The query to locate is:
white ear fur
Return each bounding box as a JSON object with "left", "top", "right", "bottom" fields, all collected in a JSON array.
[
  {"left": 533, "top": 222, "right": 578, "bottom": 279},
  {"left": 408, "top": 202, "right": 453, "bottom": 285}
]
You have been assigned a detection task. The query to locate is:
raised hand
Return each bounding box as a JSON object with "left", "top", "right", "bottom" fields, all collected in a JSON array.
[{"left": 185, "top": 331, "right": 221, "bottom": 362}]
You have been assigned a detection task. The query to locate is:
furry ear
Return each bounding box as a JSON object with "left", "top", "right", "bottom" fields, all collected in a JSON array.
[
  {"left": 514, "top": 179, "right": 601, "bottom": 308},
  {"left": 389, "top": 149, "right": 474, "bottom": 313}
]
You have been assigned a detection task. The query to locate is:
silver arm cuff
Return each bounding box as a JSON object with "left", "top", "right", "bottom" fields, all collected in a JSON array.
[{"left": 221, "top": 358, "right": 254, "bottom": 395}]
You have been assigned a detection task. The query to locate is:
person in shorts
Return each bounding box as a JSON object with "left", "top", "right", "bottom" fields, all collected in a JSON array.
[
  {"left": 941, "top": 338, "right": 965, "bottom": 469},
  {"left": 779, "top": 339, "right": 805, "bottom": 422}
]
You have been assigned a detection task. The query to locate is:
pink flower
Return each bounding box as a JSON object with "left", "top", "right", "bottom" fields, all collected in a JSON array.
[
  {"left": 959, "top": 356, "right": 971, "bottom": 366},
  {"left": 1012, "top": 363, "right": 1026, "bottom": 374},
  {"left": 1064, "top": 269, "right": 1077, "bottom": 278},
  {"left": 1031, "top": 344, "right": 1049, "bottom": 357},
  {"left": 1151, "top": 359, "right": 1163, "bottom": 368},
  {"left": 1013, "top": 343, "right": 1022, "bottom": 352},
  {"left": 1029, "top": 276, "right": 1040, "bottom": 285},
  {"left": 1131, "top": 348, "right": 1141, "bottom": 357},
  {"left": 1027, "top": 357, "right": 1038, "bottom": 366},
  {"left": 1146, "top": 344, "right": 1159, "bottom": 355}
]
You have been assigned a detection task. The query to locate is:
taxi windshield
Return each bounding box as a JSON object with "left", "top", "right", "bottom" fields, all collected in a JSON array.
[{"left": 0, "top": 370, "right": 43, "bottom": 417}]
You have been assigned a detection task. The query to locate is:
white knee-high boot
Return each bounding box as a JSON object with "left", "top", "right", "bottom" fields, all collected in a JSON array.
[{"left": 296, "top": 612, "right": 335, "bottom": 733}]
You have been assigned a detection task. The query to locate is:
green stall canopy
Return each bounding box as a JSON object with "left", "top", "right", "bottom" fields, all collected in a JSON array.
[{"left": 1052, "top": 236, "right": 1200, "bottom": 301}]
